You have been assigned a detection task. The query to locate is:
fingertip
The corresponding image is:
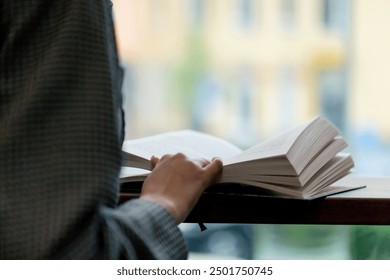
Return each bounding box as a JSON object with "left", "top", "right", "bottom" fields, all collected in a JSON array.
[
  {"left": 206, "top": 157, "right": 223, "bottom": 174},
  {"left": 202, "top": 158, "right": 223, "bottom": 188},
  {"left": 212, "top": 157, "right": 223, "bottom": 167},
  {"left": 150, "top": 155, "right": 159, "bottom": 168}
]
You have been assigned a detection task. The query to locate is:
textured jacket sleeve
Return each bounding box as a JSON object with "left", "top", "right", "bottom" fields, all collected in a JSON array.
[
  {"left": 0, "top": 0, "right": 188, "bottom": 259},
  {"left": 45, "top": 199, "right": 188, "bottom": 260},
  {"left": 100, "top": 200, "right": 188, "bottom": 259}
]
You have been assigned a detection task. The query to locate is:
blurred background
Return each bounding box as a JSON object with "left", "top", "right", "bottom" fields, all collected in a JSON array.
[{"left": 112, "top": 0, "right": 390, "bottom": 259}]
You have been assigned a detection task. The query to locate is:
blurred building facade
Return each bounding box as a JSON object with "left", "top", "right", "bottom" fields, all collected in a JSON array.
[
  {"left": 112, "top": 0, "right": 390, "bottom": 259},
  {"left": 114, "top": 0, "right": 347, "bottom": 143},
  {"left": 113, "top": 0, "right": 390, "bottom": 171}
]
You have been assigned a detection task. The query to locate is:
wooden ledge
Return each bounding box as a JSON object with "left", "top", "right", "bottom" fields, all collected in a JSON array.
[{"left": 120, "top": 176, "right": 390, "bottom": 225}]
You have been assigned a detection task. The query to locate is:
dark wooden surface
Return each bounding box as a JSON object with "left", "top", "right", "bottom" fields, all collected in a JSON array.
[{"left": 119, "top": 176, "right": 390, "bottom": 225}]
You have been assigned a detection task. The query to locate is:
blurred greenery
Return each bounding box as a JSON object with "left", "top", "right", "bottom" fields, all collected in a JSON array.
[
  {"left": 265, "top": 225, "right": 341, "bottom": 248},
  {"left": 349, "top": 226, "right": 390, "bottom": 259},
  {"left": 171, "top": 33, "right": 209, "bottom": 111},
  {"left": 251, "top": 225, "right": 390, "bottom": 259},
  {"left": 253, "top": 225, "right": 348, "bottom": 259}
]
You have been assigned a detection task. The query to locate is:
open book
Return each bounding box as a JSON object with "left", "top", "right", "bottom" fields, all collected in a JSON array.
[{"left": 120, "top": 116, "right": 360, "bottom": 199}]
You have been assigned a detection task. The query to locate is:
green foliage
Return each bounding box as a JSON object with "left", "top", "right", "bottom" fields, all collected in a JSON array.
[
  {"left": 170, "top": 33, "right": 209, "bottom": 110},
  {"left": 349, "top": 226, "right": 390, "bottom": 259}
]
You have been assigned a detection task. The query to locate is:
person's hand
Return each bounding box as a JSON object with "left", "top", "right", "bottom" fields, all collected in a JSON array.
[{"left": 139, "top": 153, "right": 223, "bottom": 224}]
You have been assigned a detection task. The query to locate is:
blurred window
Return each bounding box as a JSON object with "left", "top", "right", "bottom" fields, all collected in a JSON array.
[
  {"left": 322, "top": 0, "right": 349, "bottom": 36},
  {"left": 281, "top": 0, "right": 295, "bottom": 31},
  {"left": 319, "top": 68, "right": 347, "bottom": 134},
  {"left": 188, "top": 0, "right": 205, "bottom": 29},
  {"left": 238, "top": 0, "right": 254, "bottom": 29}
]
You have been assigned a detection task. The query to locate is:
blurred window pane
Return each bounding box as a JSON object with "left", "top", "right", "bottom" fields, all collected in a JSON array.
[
  {"left": 281, "top": 0, "right": 295, "bottom": 31},
  {"left": 238, "top": 0, "right": 254, "bottom": 29},
  {"left": 189, "top": 0, "right": 205, "bottom": 29}
]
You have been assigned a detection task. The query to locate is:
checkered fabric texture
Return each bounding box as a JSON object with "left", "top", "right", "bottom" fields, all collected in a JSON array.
[{"left": 0, "top": 0, "right": 187, "bottom": 259}]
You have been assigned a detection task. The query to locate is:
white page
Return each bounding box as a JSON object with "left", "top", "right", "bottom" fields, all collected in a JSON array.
[
  {"left": 223, "top": 120, "right": 309, "bottom": 165},
  {"left": 122, "top": 130, "right": 242, "bottom": 162}
]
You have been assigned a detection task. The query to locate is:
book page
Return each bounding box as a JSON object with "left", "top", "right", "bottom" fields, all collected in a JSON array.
[
  {"left": 223, "top": 119, "right": 311, "bottom": 165},
  {"left": 119, "top": 167, "right": 149, "bottom": 182},
  {"left": 122, "top": 130, "right": 242, "bottom": 162}
]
